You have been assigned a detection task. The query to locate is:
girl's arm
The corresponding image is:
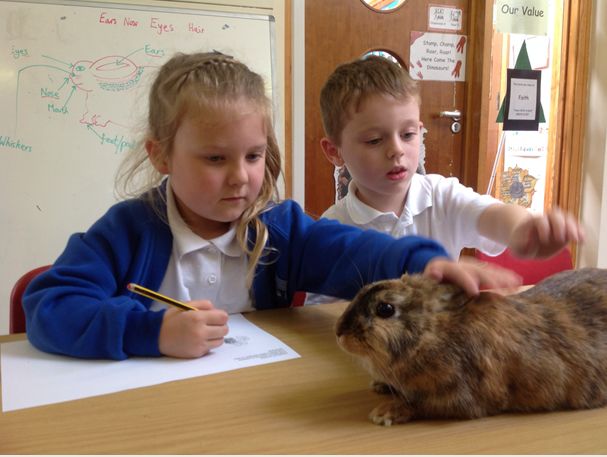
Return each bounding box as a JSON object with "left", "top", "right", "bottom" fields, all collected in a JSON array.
[
  {"left": 268, "top": 201, "right": 451, "bottom": 300},
  {"left": 23, "top": 200, "right": 171, "bottom": 360}
]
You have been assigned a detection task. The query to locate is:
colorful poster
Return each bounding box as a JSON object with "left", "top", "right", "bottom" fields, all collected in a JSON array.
[
  {"left": 500, "top": 165, "right": 538, "bottom": 208},
  {"left": 409, "top": 31, "right": 466, "bottom": 81}
]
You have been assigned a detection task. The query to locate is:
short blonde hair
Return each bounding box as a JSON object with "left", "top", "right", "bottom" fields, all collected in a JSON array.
[
  {"left": 116, "top": 51, "right": 281, "bottom": 287},
  {"left": 320, "top": 55, "right": 420, "bottom": 144}
]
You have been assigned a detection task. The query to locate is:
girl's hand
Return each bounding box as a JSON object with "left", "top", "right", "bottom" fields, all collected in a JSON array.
[
  {"left": 423, "top": 256, "right": 522, "bottom": 296},
  {"left": 508, "top": 207, "right": 584, "bottom": 259},
  {"left": 158, "top": 300, "right": 229, "bottom": 358}
]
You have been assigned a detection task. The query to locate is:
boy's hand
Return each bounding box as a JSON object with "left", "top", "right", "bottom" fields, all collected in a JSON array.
[
  {"left": 508, "top": 207, "right": 584, "bottom": 259},
  {"left": 158, "top": 300, "right": 229, "bottom": 358},
  {"left": 423, "top": 256, "right": 522, "bottom": 296}
]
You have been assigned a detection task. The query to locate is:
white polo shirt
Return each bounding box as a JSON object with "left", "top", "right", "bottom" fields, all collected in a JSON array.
[
  {"left": 321, "top": 173, "right": 506, "bottom": 260},
  {"left": 152, "top": 182, "right": 252, "bottom": 314}
]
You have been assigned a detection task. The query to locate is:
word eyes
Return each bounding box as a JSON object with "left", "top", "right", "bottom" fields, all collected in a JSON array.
[{"left": 375, "top": 302, "right": 395, "bottom": 319}]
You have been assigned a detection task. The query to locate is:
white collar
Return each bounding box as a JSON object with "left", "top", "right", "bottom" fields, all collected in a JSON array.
[
  {"left": 166, "top": 181, "right": 244, "bottom": 259},
  {"left": 345, "top": 174, "right": 433, "bottom": 225}
]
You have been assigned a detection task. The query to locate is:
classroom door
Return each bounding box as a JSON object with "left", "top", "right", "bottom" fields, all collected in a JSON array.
[{"left": 304, "top": 0, "right": 470, "bottom": 218}]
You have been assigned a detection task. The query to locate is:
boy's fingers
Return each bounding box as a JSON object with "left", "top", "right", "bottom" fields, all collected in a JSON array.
[
  {"left": 579, "top": 221, "right": 586, "bottom": 241},
  {"left": 564, "top": 214, "right": 583, "bottom": 243},
  {"left": 532, "top": 214, "right": 552, "bottom": 245},
  {"left": 546, "top": 209, "right": 566, "bottom": 244}
]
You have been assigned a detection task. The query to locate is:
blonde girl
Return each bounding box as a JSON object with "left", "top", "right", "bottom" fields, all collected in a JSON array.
[{"left": 24, "top": 52, "right": 519, "bottom": 360}]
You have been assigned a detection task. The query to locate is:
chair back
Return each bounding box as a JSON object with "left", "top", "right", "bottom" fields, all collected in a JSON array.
[
  {"left": 475, "top": 247, "right": 573, "bottom": 286},
  {"left": 9, "top": 265, "right": 51, "bottom": 334}
]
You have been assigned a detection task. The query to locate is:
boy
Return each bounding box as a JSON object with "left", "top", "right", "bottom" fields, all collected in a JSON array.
[{"left": 318, "top": 56, "right": 583, "bottom": 261}]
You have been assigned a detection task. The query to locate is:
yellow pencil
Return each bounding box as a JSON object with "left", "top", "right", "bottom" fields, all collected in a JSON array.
[{"left": 127, "top": 283, "right": 197, "bottom": 311}]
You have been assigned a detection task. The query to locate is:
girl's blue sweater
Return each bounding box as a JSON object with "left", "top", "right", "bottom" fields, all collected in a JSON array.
[{"left": 23, "top": 188, "right": 448, "bottom": 359}]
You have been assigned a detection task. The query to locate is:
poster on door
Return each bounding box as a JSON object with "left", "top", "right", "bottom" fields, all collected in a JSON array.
[
  {"left": 409, "top": 31, "right": 466, "bottom": 82},
  {"left": 499, "top": 130, "right": 547, "bottom": 212}
]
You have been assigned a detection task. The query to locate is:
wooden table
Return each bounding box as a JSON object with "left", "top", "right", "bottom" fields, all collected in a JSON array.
[{"left": 1, "top": 301, "right": 607, "bottom": 454}]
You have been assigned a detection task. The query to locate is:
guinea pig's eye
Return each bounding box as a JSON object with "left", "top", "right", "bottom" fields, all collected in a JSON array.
[{"left": 375, "top": 302, "right": 395, "bottom": 319}]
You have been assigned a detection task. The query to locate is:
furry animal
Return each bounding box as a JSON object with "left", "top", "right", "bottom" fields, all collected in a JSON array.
[{"left": 335, "top": 268, "right": 607, "bottom": 426}]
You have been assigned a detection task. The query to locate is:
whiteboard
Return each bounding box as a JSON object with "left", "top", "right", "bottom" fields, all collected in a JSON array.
[{"left": 0, "top": 0, "right": 275, "bottom": 333}]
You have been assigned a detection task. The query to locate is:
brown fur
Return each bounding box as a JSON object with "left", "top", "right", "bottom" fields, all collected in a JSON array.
[{"left": 335, "top": 268, "right": 607, "bottom": 425}]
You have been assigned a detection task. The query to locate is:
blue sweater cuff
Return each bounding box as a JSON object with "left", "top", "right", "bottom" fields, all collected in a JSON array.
[
  {"left": 123, "top": 310, "right": 165, "bottom": 357},
  {"left": 408, "top": 245, "right": 450, "bottom": 273}
]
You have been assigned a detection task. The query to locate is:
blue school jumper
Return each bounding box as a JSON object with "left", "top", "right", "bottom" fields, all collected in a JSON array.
[{"left": 23, "top": 186, "right": 448, "bottom": 360}]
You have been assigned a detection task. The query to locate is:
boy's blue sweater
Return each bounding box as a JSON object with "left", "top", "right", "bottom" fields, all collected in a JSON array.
[{"left": 23, "top": 189, "right": 449, "bottom": 360}]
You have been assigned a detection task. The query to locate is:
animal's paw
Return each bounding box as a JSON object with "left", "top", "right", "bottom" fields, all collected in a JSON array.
[{"left": 369, "top": 399, "right": 413, "bottom": 426}]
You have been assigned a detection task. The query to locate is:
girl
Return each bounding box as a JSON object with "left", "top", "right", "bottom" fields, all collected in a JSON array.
[{"left": 23, "top": 52, "right": 519, "bottom": 360}]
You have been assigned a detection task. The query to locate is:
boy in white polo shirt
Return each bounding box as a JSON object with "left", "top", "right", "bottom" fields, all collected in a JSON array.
[{"left": 318, "top": 56, "right": 583, "bottom": 262}]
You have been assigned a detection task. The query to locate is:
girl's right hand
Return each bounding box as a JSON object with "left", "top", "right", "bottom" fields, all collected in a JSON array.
[
  {"left": 423, "top": 256, "right": 522, "bottom": 297},
  {"left": 158, "top": 300, "right": 229, "bottom": 358}
]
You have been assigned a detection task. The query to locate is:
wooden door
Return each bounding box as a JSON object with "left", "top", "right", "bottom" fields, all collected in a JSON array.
[{"left": 305, "top": 0, "right": 470, "bottom": 218}]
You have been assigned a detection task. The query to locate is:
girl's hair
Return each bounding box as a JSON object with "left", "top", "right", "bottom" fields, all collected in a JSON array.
[
  {"left": 320, "top": 55, "right": 421, "bottom": 144},
  {"left": 116, "top": 51, "right": 282, "bottom": 287}
]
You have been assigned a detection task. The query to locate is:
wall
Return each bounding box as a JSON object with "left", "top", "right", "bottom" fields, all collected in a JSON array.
[{"left": 579, "top": 0, "right": 607, "bottom": 268}]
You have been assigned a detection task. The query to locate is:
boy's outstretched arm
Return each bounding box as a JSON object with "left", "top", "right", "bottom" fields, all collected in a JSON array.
[{"left": 477, "top": 203, "right": 584, "bottom": 259}]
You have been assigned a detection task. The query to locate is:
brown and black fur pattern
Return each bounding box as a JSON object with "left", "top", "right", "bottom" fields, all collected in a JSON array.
[{"left": 335, "top": 268, "right": 607, "bottom": 425}]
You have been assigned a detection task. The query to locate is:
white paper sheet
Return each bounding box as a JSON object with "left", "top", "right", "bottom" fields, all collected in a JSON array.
[{"left": 1, "top": 314, "right": 299, "bottom": 412}]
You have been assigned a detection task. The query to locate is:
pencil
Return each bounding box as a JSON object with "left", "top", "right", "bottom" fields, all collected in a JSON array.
[{"left": 127, "top": 283, "right": 197, "bottom": 311}]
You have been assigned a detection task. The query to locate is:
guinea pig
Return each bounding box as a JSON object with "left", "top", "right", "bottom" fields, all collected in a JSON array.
[{"left": 335, "top": 268, "right": 607, "bottom": 426}]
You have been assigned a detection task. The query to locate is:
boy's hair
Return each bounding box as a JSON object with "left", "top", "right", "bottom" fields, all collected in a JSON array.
[
  {"left": 116, "top": 51, "right": 281, "bottom": 287},
  {"left": 320, "top": 55, "right": 421, "bottom": 144}
]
